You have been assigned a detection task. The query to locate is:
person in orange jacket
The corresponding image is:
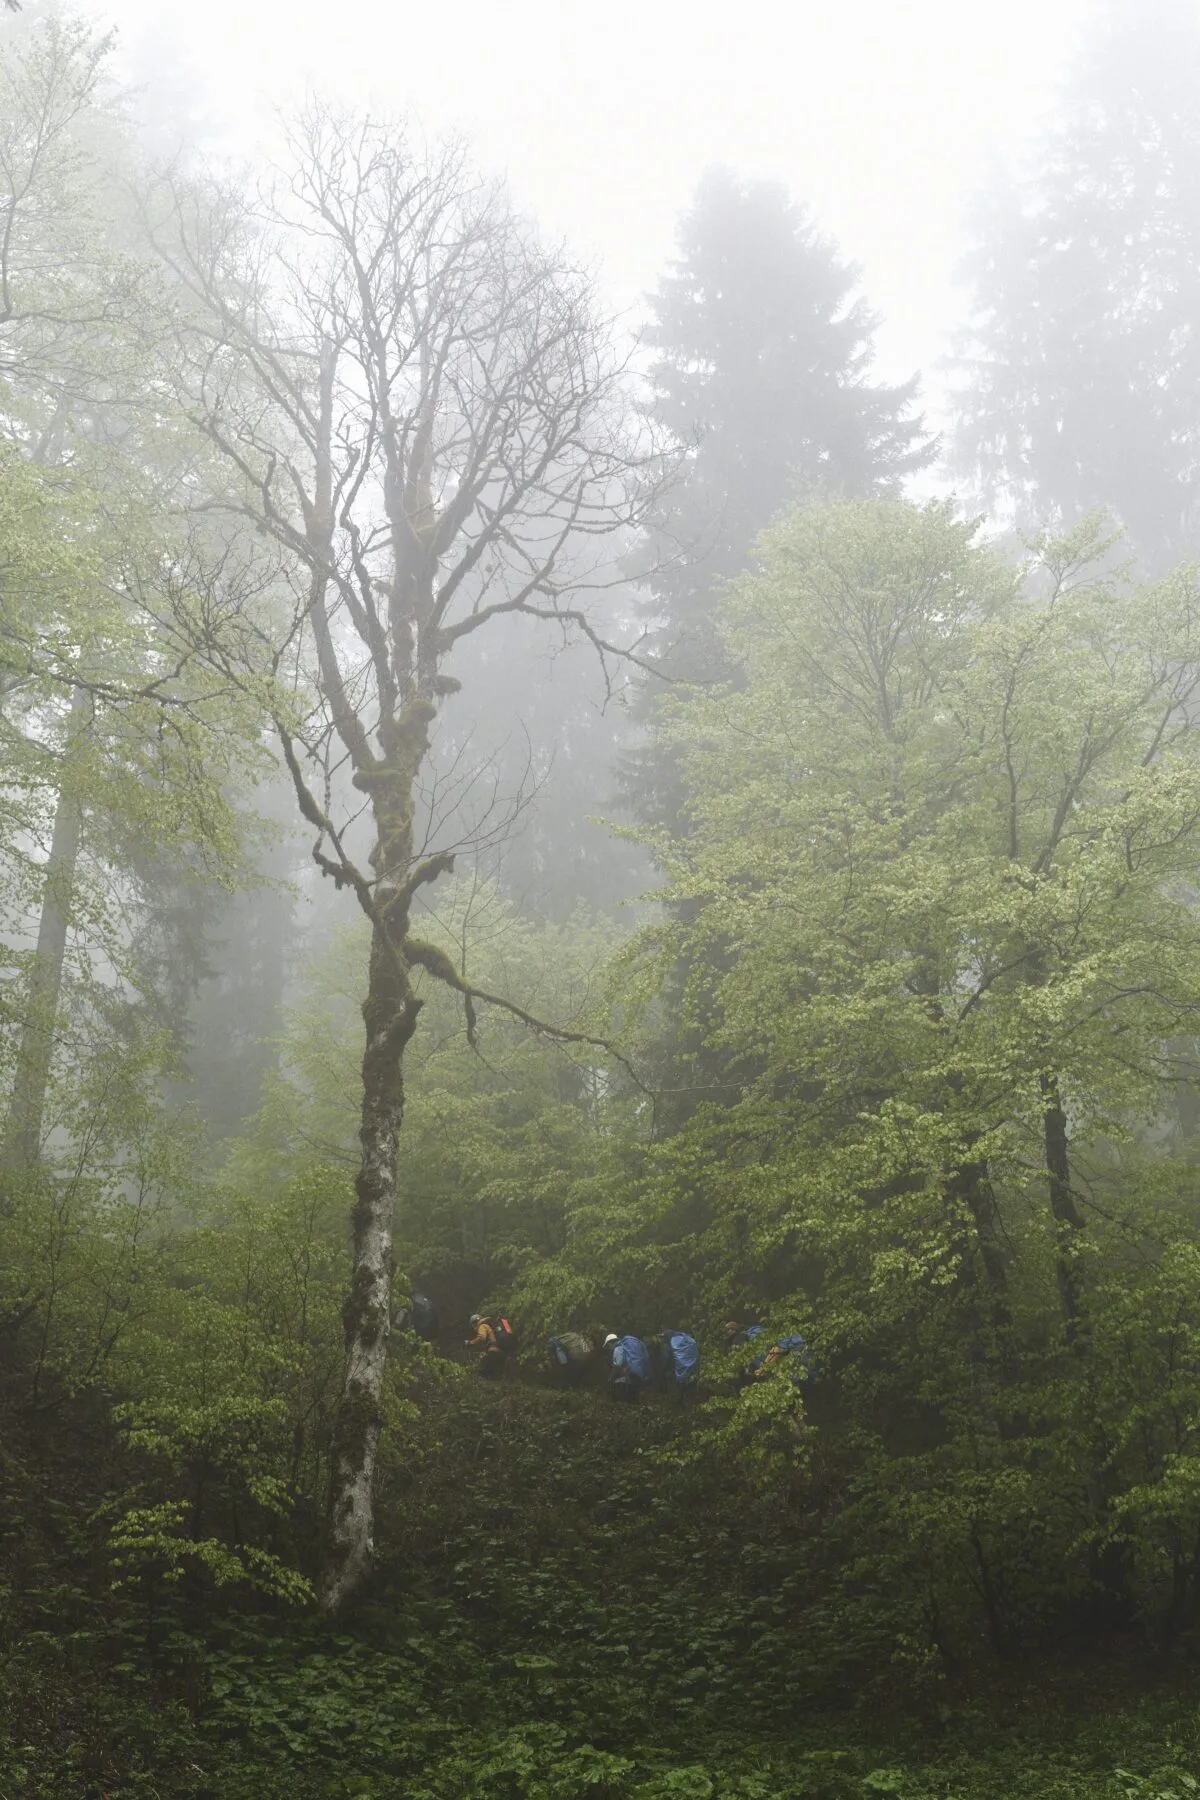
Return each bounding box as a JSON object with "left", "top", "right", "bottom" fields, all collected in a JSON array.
[{"left": 465, "top": 1312, "right": 512, "bottom": 1380}]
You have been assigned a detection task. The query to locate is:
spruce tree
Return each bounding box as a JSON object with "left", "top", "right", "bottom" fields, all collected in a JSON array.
[
  {"left": 627, "top": 170, "right": 932, "bottom": 1124},
  {"left": 637, "top": 167, "right": 932, "bottom": 701},
  {"left": 951, "top": 0, "right": 1200, "bottom": 570}
]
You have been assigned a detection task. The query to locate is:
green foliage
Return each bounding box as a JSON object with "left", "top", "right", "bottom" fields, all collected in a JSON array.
[
  {"left": 108, "top": 1497, "right": 313, "bottom": 1604},
  {"left": 225, "top": 878, "right": 636, "bottom": 1321},
  {"left": 10, "top": 18, "right": 1200, "bottom": 1797},
  {"left": 1, "top": 1311, "right": 1200, "bottom": 1798},
  {"left": 591, "top": 496, "right": 1200, "bottom": 1660}
]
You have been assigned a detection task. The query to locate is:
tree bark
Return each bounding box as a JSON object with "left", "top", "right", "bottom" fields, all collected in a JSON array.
[
  {"left": 319, "top": 731, "right": 429, "bottom": 1611},
  {"left": 1041, "top": 1074, "right": 1083, "bottom": 1342},
  {"left": 2, "top": 685, "right": 88, "bottom": 1174},
  {"left": 948, "top": 1156, "right": 1018, "bottom": 1382},
  {"left": 1040, "top": 1073, "right": 1131, "bottom": 1619},
  {"left": 950, "top": 1159, "right": 1010, "bottom": 1315}
]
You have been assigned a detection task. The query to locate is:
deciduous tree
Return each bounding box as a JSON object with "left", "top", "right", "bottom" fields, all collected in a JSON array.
[{"left": 142, "top": 105, "right": 654, "bottom": 1606}]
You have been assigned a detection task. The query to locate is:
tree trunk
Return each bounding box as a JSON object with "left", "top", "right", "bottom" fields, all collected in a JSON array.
[
  {"left": 2, "top": 686, "right": 89, "bottom": 1173},
  {"left": 950, "top": 1159, "right": 1011, "bottom": 1316},
  {"left": 948, "top": 1156, "right": 1018, "bottom": 1384},
  {"left": 1041, "top": 1075, "right": 1083, "bottom": 1342},
  {"left": 1041, "top": 1073, "right": 1132, "bottom": 1622},
  {"left": 319, "top": 732, "right": 429, "bottom": 1611}
]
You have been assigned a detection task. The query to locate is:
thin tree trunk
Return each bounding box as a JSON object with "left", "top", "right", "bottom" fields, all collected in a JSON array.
[
  {"left": 1041, "top": 1074, "right": 1083, "bottom": 1342},
  {"left": 1041, "top": 1073, "right": 1132, "bottom": 1622},
  {"left": 2, "top": 686, "right": 89, "bottom": 1173}
]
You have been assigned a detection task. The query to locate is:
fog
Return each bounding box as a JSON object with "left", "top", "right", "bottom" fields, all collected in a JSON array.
[
  {"left": 3, "top": 0, "right": 1195, "bottom": 1149},
  {"left": 104, "top": 0, "right": 1090, "bottom": 409},
  {"left": 15, "top": 0, "right": 1200, "bottom": 1753}
]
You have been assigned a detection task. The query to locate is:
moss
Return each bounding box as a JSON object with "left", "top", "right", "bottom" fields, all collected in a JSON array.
[
  {"left": 404, "top": 937, "right": 460, "bottom": 988},
  {"left": 329, "top": 1376, "right": 381, "bottom": 1499},
  {"left": 340, "top": 1254, "right": 391, "bottom": 1349}
]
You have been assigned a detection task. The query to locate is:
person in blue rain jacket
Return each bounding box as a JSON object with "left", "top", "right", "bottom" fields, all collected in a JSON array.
[
  {"left": 660, "top": 1330, "right": 701, "bottom": 1405},
  {"left": 604, "top": 1332, "right": 652, "bottom": 1403}
]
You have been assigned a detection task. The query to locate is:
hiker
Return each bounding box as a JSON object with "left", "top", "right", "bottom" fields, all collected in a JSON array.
[
  {"left": 660, "top": 1330, "right": 701, "bottom": 1405},
  {"left": 465, "top": 1312, "right": 515, "bottom": 1380},
  {"left": 393, "top": 1291, "right": 439, "bottom": 1342},
  {"left": 604, "top": 1332, "right": 652, "bottom": 1404},
  {"left": 725, "top": 1321, "right": 814, "bottom": 1389},
  {"left": 752, "top": 1330, "right": 814, "bottom": 1388},
  {"left": 723, "top": 1320, "right": 766, "bottom": 1391},
  {"left": 646, "top": 1333, "right": 673, "bottom": 1385},
  {"left": 546, "top": 1331, "right": 595, "bottom": 1387}
]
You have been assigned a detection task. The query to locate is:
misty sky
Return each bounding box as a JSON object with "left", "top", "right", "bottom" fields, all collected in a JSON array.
[{"left": 95, "top": 0, "right": 1097, "bottom": 435}]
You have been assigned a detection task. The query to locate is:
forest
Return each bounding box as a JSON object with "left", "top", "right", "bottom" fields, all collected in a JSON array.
[{"left": 8, "top": 1, "right": 1200, "bottom": 1794}]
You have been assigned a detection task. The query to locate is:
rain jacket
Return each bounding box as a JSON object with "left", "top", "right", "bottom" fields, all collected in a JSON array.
[
  {"left": 664, "top": 1331, "right": 701, "bottom": 1385},
  {"left": 467, "top": 1319, "right": 503, "bottom": 1356},
  {"left": 611, "top": 1335, "right": 652, "bottom": 1385}
]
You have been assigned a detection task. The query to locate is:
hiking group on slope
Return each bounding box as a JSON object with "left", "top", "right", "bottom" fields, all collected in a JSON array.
[{"left": 394, "top": 1294, "right": 812, "bottom": 1406}]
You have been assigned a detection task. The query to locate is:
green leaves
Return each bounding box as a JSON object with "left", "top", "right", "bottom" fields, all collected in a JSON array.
[
  {"left": 107, "top": 1500, "right": 313, "bottom": 1605},
  {"left": 643, "top": 496, "right": 1200, "bottom": 1267}
]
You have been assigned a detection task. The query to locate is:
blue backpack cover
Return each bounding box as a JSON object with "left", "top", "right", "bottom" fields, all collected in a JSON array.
[
  {"left": 548, "top": 1336, "right": 570, "bottom": 1368},
  {"left": 666, "top": 1331, "right": 700, "bottom": 1382},
  {"left": 614, "top": 1335, "right": 652, "bottom": 1383}
]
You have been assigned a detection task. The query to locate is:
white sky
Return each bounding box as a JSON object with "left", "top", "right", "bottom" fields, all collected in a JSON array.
[{"left": 88, "top": 0, "right": 1098, "bottom": 436}]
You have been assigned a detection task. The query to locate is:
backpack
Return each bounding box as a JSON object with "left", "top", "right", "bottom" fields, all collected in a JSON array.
[
  {"left": 411, "top": 1293, "right": 439, "bottom": 1341},
  {"left": 613, "top": 1335, "right": 651, "bottom": 1384},
  {"left": 487, "top": 1315, "right": 515, "bottom": 1354},
  {"left": 667, "top": 1331, "right": 700, "bottom": 1383}
]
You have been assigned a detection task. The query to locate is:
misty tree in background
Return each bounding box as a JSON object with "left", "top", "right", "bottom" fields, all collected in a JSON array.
[
  {"left": 144, "top": 107, "right": 653, "bottom": 1607},
  {"left": 426, "top": 610, "right": 649, "bottom": 921},
  {"left": 178, "top": 778, "right": 303, "bottom": 1146},
  {"left": 622, "top": 170, "right": 933, "bottom": 1126},
  {"left": 951, "top": 0, "right": 1200, "bottom": 570},
  {"left": 634, "top": 167, "right": 932, "bottom": 713},
  {"left": 0, "top": 16, "right": 132, "bottom": 1168},
  {"left": 0, "top": 15, "right": 260, "bottom": 1176}
]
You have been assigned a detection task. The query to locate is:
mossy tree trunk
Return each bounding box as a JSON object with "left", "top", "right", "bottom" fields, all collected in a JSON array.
[{"left": 322, "top": 736, "right": 429, "bottom": 1608}]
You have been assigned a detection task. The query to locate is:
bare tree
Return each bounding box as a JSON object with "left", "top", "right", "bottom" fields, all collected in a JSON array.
[{"left": 142, "top": 105, "right": 655, "bottom": 1609}]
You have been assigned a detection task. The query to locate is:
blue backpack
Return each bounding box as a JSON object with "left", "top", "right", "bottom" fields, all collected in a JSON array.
[
  {"left": 665, "top": 1331, "right": 700, "bottom": 1383},
  {"left": 613, "top": 1335, "right": 652, "bottom": 1384}
]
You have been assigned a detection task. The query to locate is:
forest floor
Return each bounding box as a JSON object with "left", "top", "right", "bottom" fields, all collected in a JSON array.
[{"left": 4, "top": 1373, "right": 1200, "bottom": 1798}]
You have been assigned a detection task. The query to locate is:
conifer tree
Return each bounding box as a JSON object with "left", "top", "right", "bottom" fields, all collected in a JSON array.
[
  {"left": 951, "top": 0, "right": 1200, "bottom": 569},
  {"left": 637, "top": 167, "right": 932, "bottom": 703}
]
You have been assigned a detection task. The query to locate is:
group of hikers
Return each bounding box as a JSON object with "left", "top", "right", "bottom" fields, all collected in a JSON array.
[{"left": 394, "top": 1292, "right": 812, "bottom": 1405}]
